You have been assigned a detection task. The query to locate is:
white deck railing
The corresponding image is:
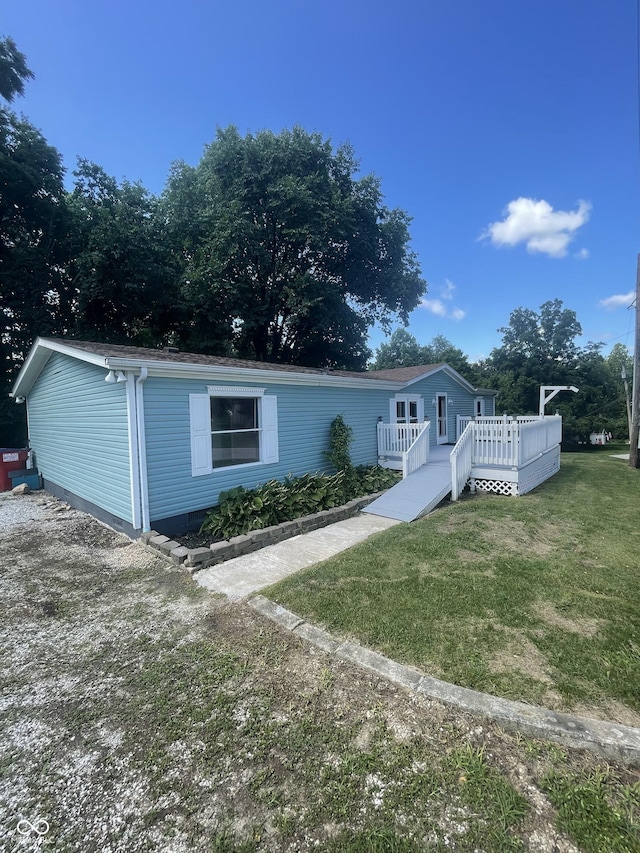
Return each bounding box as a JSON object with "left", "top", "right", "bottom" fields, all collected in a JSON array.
[
  {"left": 377, "top": 422, "right": 427, "bottom": 457},
  {"left": 516, "top": 416, "right": 562, "bottom": 466},
  {"left": 403, "top": 422, "right": 430, "bottom": 478},
  {"left": 473, "top": 417, "right": 519, "bottom": 466},
  {"left": 456, "top": 415, "right": 473, "bottom": 439},
  {"left": 471, "top": 415, "right": 562, "bottom": 468},
  {"left": 450, "top": 421, "right": 474, "bottom": 500}
]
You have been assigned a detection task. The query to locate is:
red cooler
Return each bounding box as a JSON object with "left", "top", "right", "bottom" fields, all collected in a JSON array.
[{"left": 0, "top": 448, "right": 29, "bottom": 491}]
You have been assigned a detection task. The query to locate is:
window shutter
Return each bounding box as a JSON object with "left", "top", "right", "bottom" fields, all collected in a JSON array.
[
  {"left": 261, "top": 395, "right": 279, "bottom": 463},
  {"left": 189, "top": 394, "right": 212, "bottom": 476},
  {"left": 417, "top": 397, "right": 425, "bottom": 422},
  {"left": 389, "top": 398, "right": 397, "bottom": 423}
]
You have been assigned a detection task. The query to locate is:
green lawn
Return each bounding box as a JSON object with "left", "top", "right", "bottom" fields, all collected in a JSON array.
[{"left": 267, "top": 446, "right": 640, "bottom": 721}]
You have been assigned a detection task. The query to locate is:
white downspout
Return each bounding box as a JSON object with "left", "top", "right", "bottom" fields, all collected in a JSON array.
[
  {"left": 135, "top": 368, "right": 150, "bottom": 532},
  {"left": 124, "top": 373, "right": 142, "bottom": 531}
]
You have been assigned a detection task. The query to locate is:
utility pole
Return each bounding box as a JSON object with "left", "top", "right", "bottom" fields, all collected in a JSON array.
[
  {"left": 629, "top": 254, "right": 640, "bottom": 468},
  {"left": 622, "top": 364, "right": 632, "bottom": 441}
]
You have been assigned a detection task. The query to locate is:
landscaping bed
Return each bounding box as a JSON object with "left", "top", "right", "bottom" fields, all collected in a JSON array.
[
  {"left": 143, "top": 492, "right": 382, "bottom": 572},
  {"left": 144, "top": 461, "right": 401, "bottom": 571}
]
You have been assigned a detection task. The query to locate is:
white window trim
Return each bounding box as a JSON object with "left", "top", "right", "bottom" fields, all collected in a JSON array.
[
  {"left": 207, "top": 385, "right": 265, "bottom": 397},
  {"left": 190, "top": 391, "right": 278, "bottom": 477}
]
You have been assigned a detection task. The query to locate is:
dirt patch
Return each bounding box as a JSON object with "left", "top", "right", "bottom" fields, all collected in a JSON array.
[
  {"left": 455, "top": 550, "right": 496, "bottom": 578},
  {"left": 572, "top": 699, "right": 640, "bottom": 730},
  {"left": 476, "top": 517, "right": 565, "bottom": 558},
  {"left": 489, "top": 634, "right": 554, "bottom": 685},
  {"left": 488, "top": 631, "right": 566, "bottom": 709},
  {"left": 534, "top": 600, "right": 604, "bottom": 638}
]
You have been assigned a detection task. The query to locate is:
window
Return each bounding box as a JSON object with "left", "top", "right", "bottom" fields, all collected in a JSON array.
[
  {"left": 211, "top": 396, "right": 260, "bottom": 468},
  {"left": 391, "top": 395, "right": 423, "bottom": 424},
  {"left": 475, "top": 396, "right": 485, "bottom": 418},
  {"left": 189, "top": 388, "right": 278, "bottom": 476}
]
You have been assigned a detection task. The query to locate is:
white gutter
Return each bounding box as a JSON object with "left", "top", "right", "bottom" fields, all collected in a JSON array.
[
  {"left": 135, "top": 368, "right": 150, "bottom": 532},
  {"left": 124, "top": 372, "right": 142, "bottom": 531}
]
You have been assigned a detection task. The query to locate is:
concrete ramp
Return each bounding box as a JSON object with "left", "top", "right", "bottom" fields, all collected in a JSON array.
[{"left": 362, "top": 463, "right": 452, "bottom": 522}]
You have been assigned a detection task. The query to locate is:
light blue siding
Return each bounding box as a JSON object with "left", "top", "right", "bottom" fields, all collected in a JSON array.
[
  {"left": 403, "top": 372, "right": 486, "bottom": 446},
  {"left": 27, "top": 353, "right": 133, "bottom": 522},
  {"left": 25, "top": 351, "right": 496, "bottom": 529},
  {"left": 143, "top": 377, "right": 391, "bottom": 521}
]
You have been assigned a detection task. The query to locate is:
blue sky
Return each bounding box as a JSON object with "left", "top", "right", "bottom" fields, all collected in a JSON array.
[{"left": 4, "top": 0, "right": 638, "bottom": 361}]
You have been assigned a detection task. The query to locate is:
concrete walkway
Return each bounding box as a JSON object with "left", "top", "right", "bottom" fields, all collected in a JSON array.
[{"left": 194, "top": 513, "right": 401, "bottom": 599}]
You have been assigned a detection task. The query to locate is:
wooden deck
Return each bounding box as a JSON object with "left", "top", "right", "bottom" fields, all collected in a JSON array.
[{"left": 365, "top": 416, "right": 563, "bottom": 522}]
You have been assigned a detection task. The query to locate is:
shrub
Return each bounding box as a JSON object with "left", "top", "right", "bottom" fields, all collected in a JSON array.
[
  {"left": 325, "top": 414, "right": 354, "bottom": 473},
  {"left": 199, "top": 466, "right": 400, "bottom": 540}
]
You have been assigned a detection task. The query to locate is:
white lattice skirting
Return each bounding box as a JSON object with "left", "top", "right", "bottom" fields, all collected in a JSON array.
[{"left": 471, "top": 478, "right": 518, "bottom": 496}]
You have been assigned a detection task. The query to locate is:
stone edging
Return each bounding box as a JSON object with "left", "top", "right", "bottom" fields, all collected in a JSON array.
[
  {"left": 247, "top": 595, "right": 640, "bottom": 767},
  {"left": 140, "top": 492, "right": 383, "bottom": 572}
]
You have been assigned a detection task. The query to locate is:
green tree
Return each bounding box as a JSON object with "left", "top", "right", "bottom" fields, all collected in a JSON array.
[
  {"left": 421, "top": 334, "right": 478, "bottom": 383},
  {"left": 495, "top": 300, "right": 582, "bottom": 370},
  {"left": 0, "top": 37, "right": 69, "bottom": 446},
  {"left": 484, "top": 300, "right": 629, "bottom": 441},
  {"left": 0, "top": 35, "right": 33, "bottom": 102},
  {"left": 605, "top": 343, "right": 633, "bottom": 439},
  {"left": 162, "top": 126, "right": 425, "bottom": 368},
  {"left": 372, "top": 329, "right": 479, "bottom": 383},
  {"left": 371, "top": 328, "right": 425, "bottom": 369},
  {"left": 486, "top": 300, "right": 583, "bottom": 414},
  {"left": 66, "top": 159, "right": 179, "bottom": 345}
]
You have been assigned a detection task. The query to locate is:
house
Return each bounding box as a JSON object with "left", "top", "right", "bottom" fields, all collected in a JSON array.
[{"left": 10, "top": 338, "right": 497, "bottom": 537}]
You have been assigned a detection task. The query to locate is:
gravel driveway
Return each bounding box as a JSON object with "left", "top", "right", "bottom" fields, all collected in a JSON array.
[{"left": 1, "top": 492, "right": 637, "bottom": 852}]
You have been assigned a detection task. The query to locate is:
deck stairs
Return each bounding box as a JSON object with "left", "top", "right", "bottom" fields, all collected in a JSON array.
[{"left": 363, "top": 445, "right": 453, "bottom": 522}]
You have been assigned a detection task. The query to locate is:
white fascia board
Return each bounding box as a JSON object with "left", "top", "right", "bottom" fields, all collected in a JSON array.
[
  {"left": 12, "top": 338, "right": 111, "bottom": 397},
  {"left": 36, "top": 338, "right": 110, "bottom": 366},
  {"left": 402, "top": 364, "right": 477, "bottom": 394},
  {"left": 103, "top": 359, "right": 402, "bottom": 390}
]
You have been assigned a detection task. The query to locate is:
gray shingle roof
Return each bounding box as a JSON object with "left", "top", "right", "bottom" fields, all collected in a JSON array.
[{"left": 44, "top": 339, "right": 445, "bottom": 383}]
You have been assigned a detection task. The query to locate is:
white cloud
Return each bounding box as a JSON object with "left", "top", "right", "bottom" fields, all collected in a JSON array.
[
  {"left": 575, "top": 248, "right": 589, "bottom": 260},
  {"left": 421, "top": 298, "right": 448, "bottom": 317},
  {"left": 599, "top": 291, "right": 634, "bottom": 310},
  {"left": 420, "top": 280, "right": 466, "bottom": 321},
  {"left": 441, "top": 279, "right": 456, "bottom": 300},
  {"left": 481, "top": 197, "right": 591, "bottom": 258}
]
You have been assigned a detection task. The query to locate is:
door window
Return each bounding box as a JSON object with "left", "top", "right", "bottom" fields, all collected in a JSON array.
[{"left": 395, "top": 397, "right": 420, "bottom": 423}]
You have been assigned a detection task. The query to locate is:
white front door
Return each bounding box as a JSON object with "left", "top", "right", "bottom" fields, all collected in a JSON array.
[{"left": 436, "top": 394, "right": 448, "bottom": 444}]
